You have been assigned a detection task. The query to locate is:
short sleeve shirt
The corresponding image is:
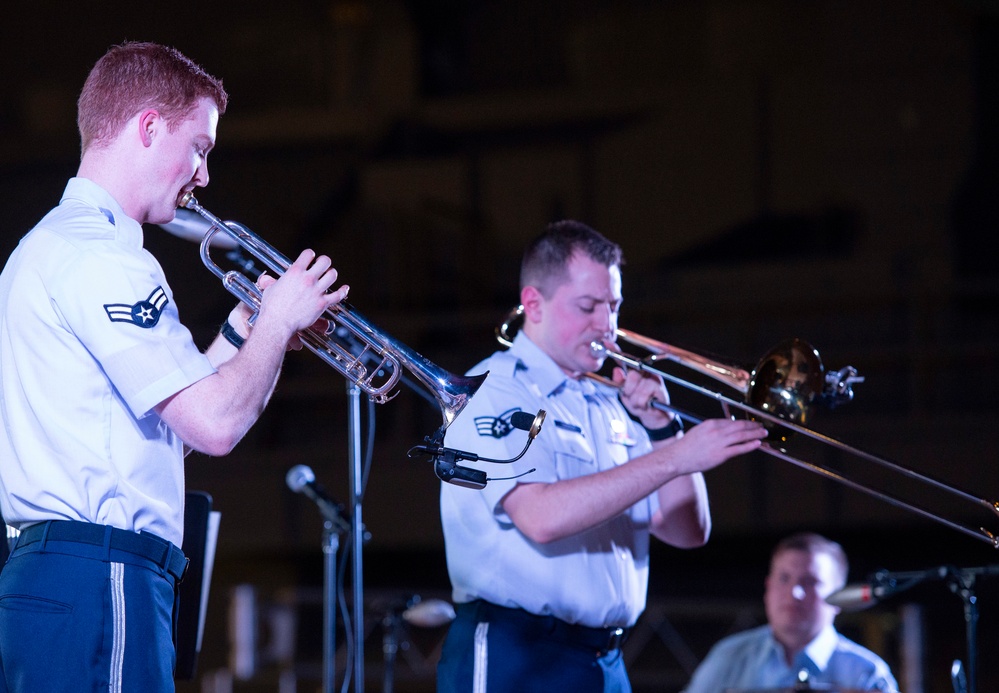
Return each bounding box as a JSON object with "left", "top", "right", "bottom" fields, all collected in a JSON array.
[
  {"left": 439, "top": 331, "right": 659, "bottom": 628},
  {"left": 0, "top": 178, "right": 216, "bottom": 546}
]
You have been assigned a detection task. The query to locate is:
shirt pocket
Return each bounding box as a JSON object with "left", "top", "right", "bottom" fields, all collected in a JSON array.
[
  {"left": 554, "top": 450, "right": 595, "bottom": 479},
  {"left": 552, "top": 421, "right": 595, "bottom": 467}
]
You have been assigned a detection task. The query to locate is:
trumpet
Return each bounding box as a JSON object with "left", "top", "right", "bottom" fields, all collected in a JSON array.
[
  {"left": 497, "top": 305, "right": 999, "bottom": 548},
  {"left": 179, "top": 193, "right": 485, "bottom": 432}
]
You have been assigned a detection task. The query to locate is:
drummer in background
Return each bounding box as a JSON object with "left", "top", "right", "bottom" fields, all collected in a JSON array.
[{"left": 683, "top": 532, "right": 898, "bottom": 693}]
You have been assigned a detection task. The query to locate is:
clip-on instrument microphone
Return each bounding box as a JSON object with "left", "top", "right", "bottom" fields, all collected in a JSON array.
[{"left": 408, "top": 410, "right": 546, "bottom": 489}]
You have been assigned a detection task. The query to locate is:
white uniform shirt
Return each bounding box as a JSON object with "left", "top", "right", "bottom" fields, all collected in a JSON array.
[
  {"left": 440, "top": 332, "right": 659, "bottom": 628},
  {"left": 0, "top": 178, "right": 216, "bottom": 547}
]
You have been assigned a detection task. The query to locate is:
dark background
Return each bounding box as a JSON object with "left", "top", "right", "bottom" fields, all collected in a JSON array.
[{"left": 2, "top": 2, "right": 998, "bottom": 691}]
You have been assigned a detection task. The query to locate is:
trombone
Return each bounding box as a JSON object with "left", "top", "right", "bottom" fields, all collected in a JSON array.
[
  {"left": 497, "top": 305, "right": 999, "bottom": 548},
  {"left": 179, "top": 193, "right": 485, "bottom": 435}
]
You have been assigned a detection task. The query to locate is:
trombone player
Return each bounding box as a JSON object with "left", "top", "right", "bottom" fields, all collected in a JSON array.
[
  {"left": 0, "top": 42, "right": 347, "bottom": 691},
  {"left": 436, "top": 220, "right": 767, "bottom": 693}
]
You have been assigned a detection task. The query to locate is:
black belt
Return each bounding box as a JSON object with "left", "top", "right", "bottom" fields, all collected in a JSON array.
[
  {"left": 458, "top": 600, "right": 629, "bottom": 656},
  {"left": 16, "top": 520, "right": 189, "bottom": 583}
]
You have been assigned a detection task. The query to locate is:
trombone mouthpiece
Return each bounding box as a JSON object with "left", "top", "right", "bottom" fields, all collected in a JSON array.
[
  {"left": 178, "top": 191, "right": 197, "bottom": 209},
  {"left": 590, "top": 341, "right": 607, "bottom": 358}
]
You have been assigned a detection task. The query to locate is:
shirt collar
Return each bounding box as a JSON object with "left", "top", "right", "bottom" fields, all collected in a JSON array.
[
  {"left": 766, "top": 624, "right": 840, "bottom": 674},
  {"left": 60, "top": 177, "right": 144, "bottom": 248},
  {"left": 508, "top": 331, "right": 583, "bottom": 398},
  {"left": 801, "top": 624, "right": 839, "bottom": 671}
]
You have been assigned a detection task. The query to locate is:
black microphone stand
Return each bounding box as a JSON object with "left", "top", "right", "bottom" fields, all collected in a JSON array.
[
  {"left": 944, "top": 565, "right": 996, "bottom": 693},
  {"left": 862, "top": 564, "right": 999, "bottom": 693},
  {"left": 288, "top": 465, "right": 352, "bottom": 693},
  {"left": 321, "top": 506, "right": 351, "bottom": 693},
  {"left": 305, "top": 377, "right": 369, "bottom": 693},
  {"left": 381, "top": 602, "right": 405, "bottom": 693},
  {"left": 343, "top": 371, "right": 424, "bottom": 692}
]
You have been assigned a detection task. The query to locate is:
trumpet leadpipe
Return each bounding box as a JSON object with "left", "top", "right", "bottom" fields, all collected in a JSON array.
[{"left": 178, "top": 193, "right": 486, "bottom": 430}]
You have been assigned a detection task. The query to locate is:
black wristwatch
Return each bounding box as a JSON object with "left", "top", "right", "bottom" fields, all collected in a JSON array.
[
  {"left": 221, "top": 320, "right": 245, "bottom": 349},
  {"left": 645, "top": 416, "right": 683, "bottom": 441}
]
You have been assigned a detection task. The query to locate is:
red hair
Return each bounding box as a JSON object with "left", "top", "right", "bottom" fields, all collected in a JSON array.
[{"left": 77, "top": 41, "right": 228, "bottom": 154}]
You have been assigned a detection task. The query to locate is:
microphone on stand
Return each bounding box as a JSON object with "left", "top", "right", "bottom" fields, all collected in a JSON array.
[
  {"left": 826, "top": 565, "right": 951, "bottom": 611},
  {"left": 825, "top": 582, "right": 897, "bottom": 611},
  {"left": 286, "top": 465, "right": 351, "bottom": 533}
]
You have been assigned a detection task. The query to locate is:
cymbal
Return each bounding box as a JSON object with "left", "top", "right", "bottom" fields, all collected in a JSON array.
[{"left": 403, "top": 598, "right": 456, "bottom": 627}]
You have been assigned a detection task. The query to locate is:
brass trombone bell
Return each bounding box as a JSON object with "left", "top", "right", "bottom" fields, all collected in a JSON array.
[
  {"left": 497, "top": 305, "right": 834, "bottom": 440},
  {"left": 616, "top": 328, "right": 826, "bottom": 441},
  {"left": 496, "top": 305, "right": 999, "bottom": 548}
]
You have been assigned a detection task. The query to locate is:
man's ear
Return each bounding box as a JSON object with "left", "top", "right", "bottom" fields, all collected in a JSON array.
[
  {"left": 137, "top": 109, "right": 160, "bottom": 147},
  {"left": 520, "top": 285, "right": 544, "bottom": 324}
]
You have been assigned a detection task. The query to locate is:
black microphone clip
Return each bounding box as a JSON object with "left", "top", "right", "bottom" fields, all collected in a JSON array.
[
  {"left": 433, "top": 449, "right": 489, "bottom": 490},
  {"left": 408, "top": 410, "right": 546, "bottom": 489}
]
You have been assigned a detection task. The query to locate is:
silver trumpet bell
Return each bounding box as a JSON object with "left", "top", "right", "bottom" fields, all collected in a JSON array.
[{"left": 178, "top": 193, "right": 486, "bottom": 431}]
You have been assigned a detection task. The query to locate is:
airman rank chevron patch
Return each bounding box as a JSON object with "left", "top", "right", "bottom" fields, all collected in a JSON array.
[
  {"left": 474, "top": 408, "right": 524, "bottom": 439},
  {"left": 104, "top": 286, "right": 169, "bottom": 328}
]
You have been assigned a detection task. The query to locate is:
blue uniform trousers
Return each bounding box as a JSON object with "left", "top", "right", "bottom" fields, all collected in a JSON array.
[
  {"left": 437, "top": 600, "right": 632, "bottom": 693},
  {"left": 0, "top": 521, "right": 186, "bottom": 693}
]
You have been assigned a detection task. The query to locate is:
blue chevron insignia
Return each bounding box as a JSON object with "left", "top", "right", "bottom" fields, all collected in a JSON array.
[
  {"left": 474, "top": 408, "right": 524, "bottom": 439},
  {"left": 104, "top": 286, "right": 169, "bottom": 328}
]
